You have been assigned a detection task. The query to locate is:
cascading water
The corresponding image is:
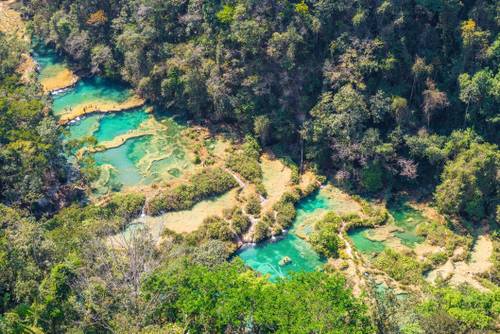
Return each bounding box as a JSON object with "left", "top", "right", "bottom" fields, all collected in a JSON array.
[{"left": 33, "top": 43, "right": 194, "bottom": 194}]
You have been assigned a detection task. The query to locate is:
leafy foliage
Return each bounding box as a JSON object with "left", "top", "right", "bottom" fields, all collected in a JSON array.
[
  {"left": 146, "top": 168, "right": 237, "bottom": 216},
  {"left": 142, "top": 260, "right": 373, "bottom": 333},
  {"left": 435, "top": 143, "right": 498, "bottom": 220},
  {"left": 374, "top": 249, "right": 426, "bottom": 285}
]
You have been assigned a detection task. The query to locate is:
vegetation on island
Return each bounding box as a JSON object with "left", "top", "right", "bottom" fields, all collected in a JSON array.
[{"left": 146, "top": 167, "right": 238, "bottom": 216}]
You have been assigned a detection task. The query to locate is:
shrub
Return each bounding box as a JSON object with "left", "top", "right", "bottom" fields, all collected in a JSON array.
[
  {"left": 274, "top": 201, "right": 296, "bottom": 229},
  {"left": 226, "top": 153, "right": 262, "bottom": 183},
  {"left": 226, "top": 135, "right": 263, "bottom": 184},
  {"left": 245, "top": 194, "right": 261, "bottom": 216},
  {"left": 198, "top": 216, "right": 235, "bottom": 242},
  {"left": 428, "top": 251, "right": 448, "bottom": 266},
  {"left": 374, "top": 249, "right": 424, "bottom": 285},
  {"left": 105, "top": 193, "right": 145, "bottom": 222},
  {"left": 146, "top": 168, "right": 237, "bottom": 216},
  {"left": 416, "top": 221, "right": 470, "bottom": 255},
  {"left": 231, "top": 211, "right": 251, "bottom": 235},
  {"left": 310, "top": 226, "right": 341, "bottom": 258},
  {"left": 253, "top": 217, "right": 272, "bottom": 242},
  {"left": 255, "top": 182, "right": 267, "bottom": 197},
  {"left": 309, "top": 212, "right": 343, "bottom": 258}
]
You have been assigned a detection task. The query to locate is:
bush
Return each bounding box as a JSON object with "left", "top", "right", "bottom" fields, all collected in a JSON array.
[
  {"left": 310, "top": 226, "right": 341, "bottom": 258},
  {"left": 49, "top": 193, "right": 146, "bottom": 235},
  {"left": 416, "top": 221, "right": 470, "bottom": 255},
  {"left": 274, "top": 201, "right": 296, "bottom": 229},
  {"left": 245, "top": 194, "right": 261, "bottom": 216},
  {"left": 255, "top": 182, "right": 267, "bottom": 197},
  {"left": 198, "top": 216, "right": 235, "bottom": 242},
  {"left": 309, "top": 212, "right": 343, "bottom": 258},
  {"left": 374, "top": 249, "right": 424, "bottom": 285},
  {"left": 105, "top": 193, "right": 145, "bottom": 222},
  {"left": 226, "top": 153, "right": 262, "bottom": 183},
  {"left": 231, "top": 211, "right": 251, "bottom": 235},
  {"left": 428, "top": 251, "right": 448, "bottom": 266},
  {"left": 146, "top": 168, "right": 237, "bottom": 215},
  {"left": 253, "top": 217, "right": 272, "bottom": 242},
  {"left": 226, "top": 135, "right": 263, "bottom": 184}
]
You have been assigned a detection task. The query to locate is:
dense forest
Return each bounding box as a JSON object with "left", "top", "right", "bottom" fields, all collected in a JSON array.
[
  {"left": 0, "top": 0, "right": 499, "bottom": 333},
  {"left": 25, "top": 0, "right": 499, "bottom": 220}
]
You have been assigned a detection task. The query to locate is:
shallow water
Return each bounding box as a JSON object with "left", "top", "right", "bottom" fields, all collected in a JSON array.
[
  {"left": 238, "top": 189, "right": 340, "bottom": 281},
  {"left": 34, "top": 43, "right": 194, "bottom": 193},
  {"left": 94, "top": 136, "right": 150, "bottom": 188},
  {"left": 294, "top": 187, "right": 361, "bottom": 237},
  {"left": 238, "top": 233, "right": 324, "bottom": 281},
  {"left": 33, "top": 45, "right": 63, "bottom": 77},
  {"left": 94, "top": 108, "right": 149, "bottom": 142},
  {"left": 348, "top": 227, "right": 385, "bottom": 254},
  {"left": 52, "top": 77, "right": 132, "bottom": 116},
  {"left": 347, "top": 201, "right": 426, "bottom": 255},
  {"left": 67, "top": 114, "right": 103, "bottom": 141},
  {"left": 90, "top": 114, "right": 193, "bottom": 192},
  {"left": 389, "top": 202, "right": 426, "bottom": 247}
]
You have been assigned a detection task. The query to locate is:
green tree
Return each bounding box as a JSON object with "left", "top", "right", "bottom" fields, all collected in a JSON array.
[{"left": 435, "top": 143, "right": 498, "bottom": 220}]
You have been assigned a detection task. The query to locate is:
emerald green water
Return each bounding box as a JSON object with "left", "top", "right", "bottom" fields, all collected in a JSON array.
[
  {"left": 94, "top": 108, "right": 149, "bottom": 142},
  {"left": 32, "top": 44, "right": 66, "bottom": 81},
  {"left": 238, "top": 234, "right": 324, "bottom": 281},
  {"left": 33, "top": 47, "right": 58, "bottom": 70},
  {"left": 67, "top": 114, "right": 103, "bottom": 141},
  {"left": 347, "top": 200, "right": 427, "bottom": 255},
  {"left": 52, "top": 77, "right": 132, "bottom": 116},
  {"left": 348, "top": 227, "right": 385, "bottom": 254},
  {"left": 65, "top": 108, "right": 149, "bottom": 143},
  {"left": 94, "top": 136, "right": 149, "bottom": 188},
  {"left": 238, "top": 190, "right": 332, "bottom": 281},
  {"left": 33, "top": 44, "right": 193, "bottom": 194},
  {"left": 389, "top": 202, "right": 426, "bottom": 247}
]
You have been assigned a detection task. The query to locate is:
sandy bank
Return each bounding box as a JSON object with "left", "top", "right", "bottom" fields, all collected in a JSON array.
[
  {"left": 59, "top": 96, "right": 146, "bottom": 125},
  {"left": 41, "top": 67, "right": 79, "bottom": 93},
  {"left": 261, "top": 154, "right": 292, "bottom": 211},
  {"left": 426, "top": 234, "right": 493, "bottom": 291}
]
